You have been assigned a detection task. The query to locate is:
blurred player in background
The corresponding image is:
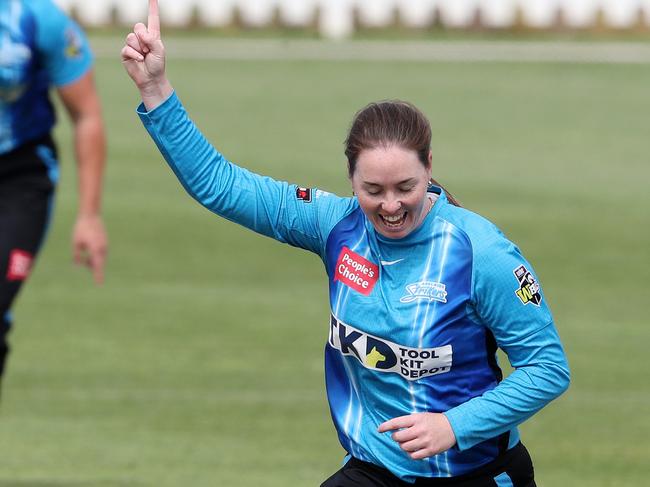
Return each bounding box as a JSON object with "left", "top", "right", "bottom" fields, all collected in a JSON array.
[
  {"left": 122, "top": 2, "right": 569, "bottom": 485},
  {"left": 0, "top": 0, "right": 108, "bottom": 392}
]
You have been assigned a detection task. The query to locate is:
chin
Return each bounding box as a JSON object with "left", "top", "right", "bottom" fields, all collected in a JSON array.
[{"left": 377, "top": 225, "right": 410, "bottom": 239}]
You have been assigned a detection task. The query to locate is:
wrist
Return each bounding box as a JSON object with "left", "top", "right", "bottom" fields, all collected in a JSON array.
[
  {"left": 139, "top": 78, "right": 174, "bottom": 111},
  {"left": 76, "top": 212, "right": 102, "bottom": 220}
]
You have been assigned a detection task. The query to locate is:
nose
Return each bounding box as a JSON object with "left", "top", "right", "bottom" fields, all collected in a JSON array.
[{"left": 381, "top": 197, "right": 402, "bottom": 214}]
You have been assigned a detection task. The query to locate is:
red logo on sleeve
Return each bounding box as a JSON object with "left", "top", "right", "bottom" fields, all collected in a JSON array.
[
  {"left": 6, "top": 249, "right": 33, "bottom": 282},
  {"left": 334, "top": 247, "right": 379, "bottom": 296},
  {"left": 296, "top": 187, "right": 312, "bottom": 202}
]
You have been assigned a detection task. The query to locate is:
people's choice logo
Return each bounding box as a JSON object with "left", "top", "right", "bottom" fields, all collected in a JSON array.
[
  {"left": 400, "top": 281, "right": 448, "bottom": 304},
  {"left": 329, "top": 315, "right": 453, "bottom": 381},
  {"left": 334, "top": 247, "right": 379, "bottom": 296}
]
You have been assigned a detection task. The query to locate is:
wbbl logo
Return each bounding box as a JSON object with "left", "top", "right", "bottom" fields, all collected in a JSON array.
[
  {"left": 328, "top": 315, "right": 453, "bottom": 381},
  {"left": 513, "top": 265, "right": 542, "bottom": 306}
]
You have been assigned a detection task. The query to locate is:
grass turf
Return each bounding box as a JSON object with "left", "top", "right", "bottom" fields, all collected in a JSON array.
[{"left": 0, "top": 37, "right": 648, "bottom": 486}]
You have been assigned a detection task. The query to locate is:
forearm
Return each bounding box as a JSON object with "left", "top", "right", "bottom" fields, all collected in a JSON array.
[
  {"left": 74, "top": 110, "right": 106, "bottom": 217},
  {"left": 444, "top": 325, "right": 570, "bottom": 451},
  {"left": 139, "top": 92, "right": 295, "bottom": 240}
]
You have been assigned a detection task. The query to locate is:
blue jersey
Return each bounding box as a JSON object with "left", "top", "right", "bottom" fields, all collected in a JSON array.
[
  {"left": 0, "top": 0, "right": 93, "bottom": 155},
  {"left": 138, "top": 93, "right": 570, "bottom": 482}
]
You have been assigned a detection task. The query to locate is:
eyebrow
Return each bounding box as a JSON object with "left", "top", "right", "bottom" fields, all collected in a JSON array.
[{"left": 362, "top": 178, "right": 417, "bottom": 187}]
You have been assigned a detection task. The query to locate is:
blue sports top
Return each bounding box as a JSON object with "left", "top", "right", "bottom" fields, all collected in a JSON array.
[
  {"left": 0, "top": 0, "right": 93, "bottom": 155},
  {"left": 138, "top": 93, "right": 570, "bottom": 482}
]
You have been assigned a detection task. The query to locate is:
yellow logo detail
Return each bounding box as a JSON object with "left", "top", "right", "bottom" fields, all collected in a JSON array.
[
  {"left": 516, "top": 285, "right": 534, "bottom": 303},
  {"left": 65, "top": 44, "right": 81, "bottom": 58},
  {"left": 366, "top": 347, "right": 386, "bottom": 368}
]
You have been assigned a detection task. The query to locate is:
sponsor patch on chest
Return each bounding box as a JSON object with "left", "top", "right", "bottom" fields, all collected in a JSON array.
[
  {"left": 329, "top": 315, "right": 453, "bottom": 381},
  {"left": 334, "top": 247, "right": 379, "bottom": 296}
]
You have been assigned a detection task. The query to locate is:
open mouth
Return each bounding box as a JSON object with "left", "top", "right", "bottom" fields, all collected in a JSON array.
[{"left": 380, "top": 212, "right": 408, "bottom": 229}]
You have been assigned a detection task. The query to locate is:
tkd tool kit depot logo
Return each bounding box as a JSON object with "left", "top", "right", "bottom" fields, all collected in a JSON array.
[{"left": 329, "top": 315, "right": 453, "bottom": 381}]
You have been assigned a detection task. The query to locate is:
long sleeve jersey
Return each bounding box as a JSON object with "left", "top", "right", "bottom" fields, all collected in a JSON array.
[
  {"left": 138, "top": 93, "right": 570, "bottom": 483},
  {"left": 0, "top": 0, "right": 92, "bottom": 155}
]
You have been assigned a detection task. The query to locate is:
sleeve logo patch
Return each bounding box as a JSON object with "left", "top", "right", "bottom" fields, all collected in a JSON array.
[
  {"left": 329, "top": 314, "right": 453, "bottom": 381},
  {"left": 334, "top": 247, "right": 379, "bottom": 296},
  {"left": 513, "top": 265, "right": 542, "bottom": 306},
  {"left": 6, "top": 249, "right": 33, "bottom": 281},
  {"left": 64, "top": 28, "right": 83, "bottom": 59},
  {"left": 295, "top": 187, "right": 312, "bottom": 202}
]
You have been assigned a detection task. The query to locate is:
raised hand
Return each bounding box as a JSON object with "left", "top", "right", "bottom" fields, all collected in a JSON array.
[
  {"left": 121, "top": 0, "right": 172, "bottom": 109},
  {"left": 378, "top": 412, "right": 456, "bottom": 460}
]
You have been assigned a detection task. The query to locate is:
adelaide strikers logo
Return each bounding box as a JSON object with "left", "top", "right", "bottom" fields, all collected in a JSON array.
[
  {"left": 400, "top": 281, "right": 448, "bottom": 304},
  {"left": 513, "top": 265, "right": 542, "bottom": 306}
]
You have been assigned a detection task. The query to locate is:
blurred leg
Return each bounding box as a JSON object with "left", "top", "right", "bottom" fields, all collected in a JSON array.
[
  {"left": 0, "top": 311, "right": 10, "bottom": 380},
  {"left": 0, "top": 142, "right": 55, "bottom": 391}
]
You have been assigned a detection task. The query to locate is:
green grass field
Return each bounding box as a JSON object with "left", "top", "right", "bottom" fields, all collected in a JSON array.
[{"left": 1, "top": 36, "right": 649, "bottom": 486}]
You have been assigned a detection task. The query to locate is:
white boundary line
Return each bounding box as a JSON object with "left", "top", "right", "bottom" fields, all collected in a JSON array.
[{"left": 97, "top": 38, "right": 650, "bottom": 64}]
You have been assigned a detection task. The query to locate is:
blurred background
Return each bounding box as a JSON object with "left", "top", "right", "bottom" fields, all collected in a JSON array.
[
  {"left": 0, "top": 1, "right": 648, "bottom": 486},
  {"left": 52, "top": 0, "right": 650, "bottom": 39}
]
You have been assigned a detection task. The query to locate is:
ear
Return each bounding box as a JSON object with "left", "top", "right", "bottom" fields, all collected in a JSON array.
[
  {"left": 426, "top": 150, "right": 433, "bottom": 171},
  {"left": 348, "top": 170, "right": 356, "bottom": 196}
]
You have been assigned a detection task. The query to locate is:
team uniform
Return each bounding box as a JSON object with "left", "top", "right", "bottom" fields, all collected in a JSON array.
[
  {"left": 137, "top": 93, "right": 570, "bottom": 485},
  {"left": 0, "top": 0, "right": 93, "bottom": 379}
]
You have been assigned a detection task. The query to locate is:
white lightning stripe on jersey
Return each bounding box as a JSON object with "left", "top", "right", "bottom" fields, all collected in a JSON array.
[
  {"left": 334, "top": 230, "right": 371, "bottom": 458},
  {"left": 408, "top": 229, "right": 438, "bottom": 413},
  {"left": 431, "top": 222, "right": 455, "bottom": 477}
]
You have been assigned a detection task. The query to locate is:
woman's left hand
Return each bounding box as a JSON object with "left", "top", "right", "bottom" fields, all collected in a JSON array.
[{"left": 378, "top": 412, "right": 456, "bottom": 460}]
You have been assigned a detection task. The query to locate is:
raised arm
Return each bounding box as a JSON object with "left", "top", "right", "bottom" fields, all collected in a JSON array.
[
  {"left": 121, "top": 0, "right": 173, "bottom": 110},
  {"left": 121, "top": 1, "right": 350, "bottom": 257}
]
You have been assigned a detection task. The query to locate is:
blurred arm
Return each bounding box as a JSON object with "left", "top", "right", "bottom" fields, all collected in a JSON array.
[{"left": 57, "top": 69, "right": 108, "bottom": 284}]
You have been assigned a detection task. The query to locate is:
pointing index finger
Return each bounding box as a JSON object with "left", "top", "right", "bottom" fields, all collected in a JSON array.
[
  {"left": 378, "top": 415, "right": 414, "bottom": 433},
  {"left": 148, "top": 0, "right": 160, "bottom": 36}
]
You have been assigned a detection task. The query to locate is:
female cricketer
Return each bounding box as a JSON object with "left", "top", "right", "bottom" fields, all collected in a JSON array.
[{"left": 121, "top": 2, "right": 569, "bottom": 485}]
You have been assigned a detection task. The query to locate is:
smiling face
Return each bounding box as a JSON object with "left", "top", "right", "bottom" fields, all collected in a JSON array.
[{"left": 351, "top": 145, "right": 432, "bottom": 239}]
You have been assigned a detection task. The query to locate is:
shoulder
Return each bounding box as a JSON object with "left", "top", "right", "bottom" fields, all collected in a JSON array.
[
  {"left": 313, "top": 188, "right": 357, "bottom": 211},
  {"left": 312, "top": 188, "right": 360, "bottom": 226},
  {"left": 24, "top": 0, "right": 74, "bottom": 32},
  {"left": 436, "top": 202, "right": 509, "bottom": 257},
  {"left": 23, "top": 0, "right": 62, "bottom": 17}
]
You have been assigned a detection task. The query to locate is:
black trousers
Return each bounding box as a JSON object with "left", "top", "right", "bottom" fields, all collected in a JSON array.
[
  {"left": 0, "top": 136, "right": 56, "bottom": 384},
  {"left": 321, "top": 442, "right": 536, "bottom": 487}
]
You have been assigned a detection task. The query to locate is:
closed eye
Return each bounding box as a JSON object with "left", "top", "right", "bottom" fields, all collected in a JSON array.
[{"left": 363, "top": 184, "right": 382, "bottom": 196}]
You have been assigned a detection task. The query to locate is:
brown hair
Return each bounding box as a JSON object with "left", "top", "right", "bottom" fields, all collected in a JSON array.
[{"left": 344, "top": 100, "right": 460, "bottom": 207}]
